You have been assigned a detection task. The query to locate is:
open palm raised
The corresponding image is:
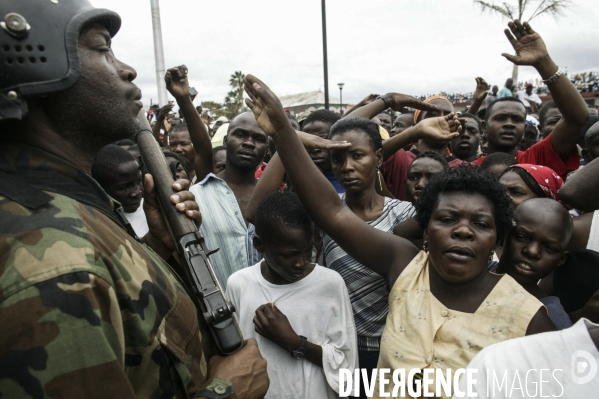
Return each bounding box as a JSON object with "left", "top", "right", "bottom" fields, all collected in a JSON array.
[{"left": 502, "top": 20, "right": 548, "bottom": 67}]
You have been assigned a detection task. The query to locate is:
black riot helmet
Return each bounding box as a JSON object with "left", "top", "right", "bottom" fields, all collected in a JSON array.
[{"left": 0, "top": 0, "right": 121, "bottom": 120}]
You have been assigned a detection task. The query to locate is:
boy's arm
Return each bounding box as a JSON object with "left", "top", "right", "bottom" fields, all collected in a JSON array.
[
  {"left": 502, "top": 20, "right": 589, "bottom": 160},
  {"left": 165, "top": 65, "right": 214, "bottom": 181}
]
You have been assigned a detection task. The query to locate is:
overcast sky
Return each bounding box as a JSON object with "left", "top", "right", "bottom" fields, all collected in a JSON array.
[{"left": 93, "top": 0, "right": 599, "bottom": 107}]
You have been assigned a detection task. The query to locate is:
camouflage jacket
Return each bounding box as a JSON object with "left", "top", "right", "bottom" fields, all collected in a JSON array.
[{"left": 0, "top": 141, "right": 215, "bottom": 398}]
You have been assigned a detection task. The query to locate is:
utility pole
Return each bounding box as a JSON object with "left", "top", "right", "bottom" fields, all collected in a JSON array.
[
  {"left": 150, "top": 0, "right": 168, "bottom": 106},
  {"left": 321, "top": 0, "right": 329, "bottom": 109}
]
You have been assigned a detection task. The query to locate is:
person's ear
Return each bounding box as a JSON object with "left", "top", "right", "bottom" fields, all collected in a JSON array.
[
  {"left": 223, "top": 133, "right": 228, "bottom": 146},
  {"left": 375, "top": 148, "right": 383, "bottom": 168},
  {"left": 253, "top": 235, "right": 264, "bottom": 253},
  {"left": 556, "top": 251, "right": 569, "bottom": 269},
  {"left": 481, "top": 120, "right": 487, "bottom": 134},
  {"left": 582, "top": 149, "right": 592, "bottom": 164},
  {"left": 423, "top": 229, "right": 429, "bottom": 243}
]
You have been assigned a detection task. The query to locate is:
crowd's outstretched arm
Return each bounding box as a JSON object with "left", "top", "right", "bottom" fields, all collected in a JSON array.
[
  {"left": 164, "top": 65, "right": 213, "bottom": 180},
  {"left": 243, "top": 75, "right": 443, "bottom": 285},
  {"left": 502, "top": 20, "right": 589, "bottom": 159}
]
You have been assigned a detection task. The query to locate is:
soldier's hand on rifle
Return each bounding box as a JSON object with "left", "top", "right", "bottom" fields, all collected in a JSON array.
[
  {"left": 208, "top": 338, "right": 269, "bottom": 399},
  {"left": 142, "top": 175, "right": 201, "bottom": 258}
]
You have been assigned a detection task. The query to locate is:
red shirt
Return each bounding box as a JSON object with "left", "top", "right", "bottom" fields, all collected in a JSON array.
[
  {"left": 473, "top": 135, "right": 579, "bottom": 180},
  {"left": 255, "top": 163, "right": 286, "bottom": 190},
  {"left": 381, "top": 150, "right": 413, "bottom": 201}
]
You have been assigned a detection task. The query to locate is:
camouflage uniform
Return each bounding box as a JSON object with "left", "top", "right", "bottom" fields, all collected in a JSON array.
[{"left": 0, "top": 141, "right": 215, "bottom": 398}]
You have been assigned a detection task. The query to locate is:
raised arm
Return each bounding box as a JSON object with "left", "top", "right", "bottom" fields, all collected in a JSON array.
[
  {"left": 152, "top": 104, "right": 173, "bottom": 147},
  {"left": 502, "top": 20, "right": 589, "bottom": 160},
  {"left": 164, "top": 65, "right": 213, "bottom": 181},
  {"left": 382, "top": 112, "right": 462, "bottom": 160},
  {"left": 559, "top": 156, "right": 599, "bottom": 212},
  {"left": 467, "top": 77, "right": 489, "bottom": 116},
  {"left": 243, "top": 75, "right": 421, "bottom": 283},
  {"left": 342, "top": 93, "right": 379, "bottom": 117}
]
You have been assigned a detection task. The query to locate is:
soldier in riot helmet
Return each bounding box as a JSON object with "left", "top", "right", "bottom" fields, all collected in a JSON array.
[{"left": 0, "top": 1, "right": 268, "bottom": 398}]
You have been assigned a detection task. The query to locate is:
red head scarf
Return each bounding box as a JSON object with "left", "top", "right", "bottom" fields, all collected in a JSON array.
[{"left": 509, "top": 164, "right": 563, "bottom": 201}]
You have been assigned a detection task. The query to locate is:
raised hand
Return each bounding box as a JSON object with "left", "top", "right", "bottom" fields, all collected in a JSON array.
[
  {"left": 473, "top": 77, "right": 489, "bottom": 102},
  {"left": 156, "top": 104, "right": 173, "bottom": 122},
  {"left": 502, "top": 20, "right": 548, "bottom": 67},
  {"left": 244, "top": 74, "right": 292, "bottom": 136},
  {"left": 297, "top": 131, "right": 350, "bottom": 151},
  {"left": 165, "top": 65, "right": 190, "bottom": 100},
  {"left": 201, "top": 110, "right": 211, "bottom": 126},
  {"left": 417, "top": 113, "right": 462, "bottom": 143},
  {"left": 386, "top": 93, "right": 440, "bottom": 113}
]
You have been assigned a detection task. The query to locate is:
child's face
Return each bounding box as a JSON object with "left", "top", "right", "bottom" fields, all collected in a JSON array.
[
  {"left": 258, "top": 225, "right": 314, "bottom": 284},
  {"left": 101, "top": 160, "right": 143, "bottom": 213},
  {"left": 502, "top": 205, "right": 568, "bottom": 285}
]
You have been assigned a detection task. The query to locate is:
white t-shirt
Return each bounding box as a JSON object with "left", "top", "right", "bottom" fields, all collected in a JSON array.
[
  {"left": 454, "top": 318, "right": 599, "bottom": 398},
  {"left": 124, "top": 198, "right": 149, "bottom": 237},
  {"left": 227, "top": 262, "right": 358, "bottom": 399}
]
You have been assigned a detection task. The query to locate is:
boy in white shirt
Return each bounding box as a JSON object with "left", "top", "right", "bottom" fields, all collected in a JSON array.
[{"left": 227, "top": 191, "right": 358, "bottom": 399}]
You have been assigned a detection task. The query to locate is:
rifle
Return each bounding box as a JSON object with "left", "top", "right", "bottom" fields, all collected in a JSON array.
[{"left": 135, "top": 116, "right": 243, "bottom": 356}]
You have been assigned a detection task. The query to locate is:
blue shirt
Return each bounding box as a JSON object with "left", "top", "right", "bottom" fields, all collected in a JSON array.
[
  {"left": 323, "top": 170, "right": 344, "bottom": 194},
  {"left": 190, "top": 173, "right": 262, "bottom": 289}
]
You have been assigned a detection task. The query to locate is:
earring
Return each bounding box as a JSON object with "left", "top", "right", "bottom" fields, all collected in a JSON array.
[
  {"left": 489, "top": 251, "right": 495, "bottom": 261},
  {"left": 377, "top": 167, "right": 383, "bottom": 191},
  {"left": 423, "top": 240, "right": 429, "bottom": 253}
]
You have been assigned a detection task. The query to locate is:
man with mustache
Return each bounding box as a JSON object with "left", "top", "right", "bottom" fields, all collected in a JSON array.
[{"left": 0, "top": 1, "right": 268, "bottom": 397}]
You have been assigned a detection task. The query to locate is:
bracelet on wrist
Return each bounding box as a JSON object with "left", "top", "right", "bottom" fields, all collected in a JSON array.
[
  {"left": 542, "top": 67, "right": 564, "bottom": 85},
  {"left": 377, "top": 95, "right": 392, "bottom": 110}
]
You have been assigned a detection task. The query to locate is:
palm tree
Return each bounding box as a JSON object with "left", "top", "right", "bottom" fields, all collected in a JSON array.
[
  {"left": 473, "top": 0, "right": 571, "bottom": 82},
  {"left": 229, "top": 71, "right": 245, "bottom": 99}
]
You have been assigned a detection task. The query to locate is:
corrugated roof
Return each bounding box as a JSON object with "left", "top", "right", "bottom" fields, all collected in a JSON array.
[{"left": 279, "top": 91, "right": 340, "bottom": 108}]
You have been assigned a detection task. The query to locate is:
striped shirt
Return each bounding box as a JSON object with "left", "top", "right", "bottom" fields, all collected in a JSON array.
[
  {"left": 190, "top": 173, "right": 261, "bottom": 289},
  {"left": 324, "top": 194, "right": 415, "bottom": 351}
]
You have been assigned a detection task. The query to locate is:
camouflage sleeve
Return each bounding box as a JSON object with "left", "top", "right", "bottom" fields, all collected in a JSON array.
[{"left": 0, "top": 271, "right": 135, "bottom": 398}]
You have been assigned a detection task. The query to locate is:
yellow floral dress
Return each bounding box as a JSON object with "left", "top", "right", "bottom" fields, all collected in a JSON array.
[{"left": 374, "top": 251, "right": 543, "bottom": 398}]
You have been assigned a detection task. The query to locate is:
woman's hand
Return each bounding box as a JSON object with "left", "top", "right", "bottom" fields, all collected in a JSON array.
[
  {"left": 297, "top": 130, "right": 351, "bottom": 151},
  {"left": 416, "top": 113, "right": 462, "bottom": 142},
  {"left": 502, "top": 20, "right": 549, "bottom": 67},
  {"left": 244, "top": 74, "right": 291, "bottom": 136}
]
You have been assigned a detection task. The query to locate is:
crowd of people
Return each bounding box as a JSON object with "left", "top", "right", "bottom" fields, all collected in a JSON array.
[
  {"left": 414, "top": 70, "right": 599, "bottom": 107},
  {"left": 2, "top": 1, "right": 599, "bottom": 398}
]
